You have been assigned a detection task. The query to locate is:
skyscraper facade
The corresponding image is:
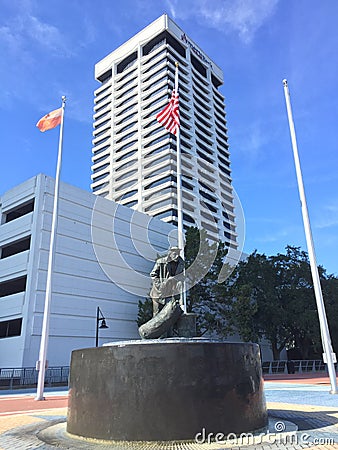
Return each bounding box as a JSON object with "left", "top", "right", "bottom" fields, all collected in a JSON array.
[{"left": 91, "top": 14, "right": 237, "bottom": 247}]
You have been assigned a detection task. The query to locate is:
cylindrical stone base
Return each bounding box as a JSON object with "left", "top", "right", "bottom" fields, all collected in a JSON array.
[{"left": 67, "top": 339, "right": 267, "bottom": 441}]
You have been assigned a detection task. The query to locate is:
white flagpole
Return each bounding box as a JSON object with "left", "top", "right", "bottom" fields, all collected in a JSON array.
[
  {"left": 35, "top": 96, "right": 66, "bottom": 401},
  {"left": 283, "top": 80, "right": 337, "bottom": 394},
  {"left": 174, "top": 62, "right": 187, "bottom": 313}
]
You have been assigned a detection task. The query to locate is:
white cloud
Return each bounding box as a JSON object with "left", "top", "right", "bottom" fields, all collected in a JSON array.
[
  {"left": 234, "top": 120, "right": 268, "bottom": 158},
  {"left": 316, "top": 204, "right": 338, "bottom": 230},
  {"left": 254, "top": 227, "right": 293, "bottom": 243},
  {"left": 164, "top": 0, "right": 178, "bottom": 19},
  {"left": 23, "top": 15, "right": 72, "bottom": 56},
  {"left": 0, "top": 3, "right": 73, "bottom": 59},
  {"left": 0, "top": 25, "right": 19, "bottom": 50},
  {"left": 0, "top": 2, "right": 75, "bottom": 108},
  {"left": 80, "top": 15, "right": 98, "bottom": 48},
  {"left": 170, "top": 0, "right": 279, "bottom": 43}
]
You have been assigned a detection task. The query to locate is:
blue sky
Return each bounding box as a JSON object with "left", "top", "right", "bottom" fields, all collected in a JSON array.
[{"left": 1, "top": 0, "right": 338, "bottom": 275}]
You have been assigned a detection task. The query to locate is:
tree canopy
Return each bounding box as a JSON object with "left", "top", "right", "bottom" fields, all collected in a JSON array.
[
  {"left": 138, "top": 227, "right": 338, "bottom": 360},
  {"left": 213, "top": 245, "right": 337, "bottom": 360}
]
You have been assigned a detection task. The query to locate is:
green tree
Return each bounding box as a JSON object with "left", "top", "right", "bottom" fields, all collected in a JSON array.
[
  {"left": 219, "top": 246, "right": 328, "bottom": 360},
  {"left": 319, "top": 274, "right": 338, "bottom": 354},
  {"left": 137, "top": 297, "right": 153, "bottom": 327},
  {"left": 138, "top": 235, "right": 338, "bottom": 360},
  {"left": 218, "top": 251, "right": 291, "bottom": 359},
  {"left": 184, "top": 227, "right": 230, "bottom": 335},
  {"left": 269, "top": 247, "right": 319, "bottom": 359}
]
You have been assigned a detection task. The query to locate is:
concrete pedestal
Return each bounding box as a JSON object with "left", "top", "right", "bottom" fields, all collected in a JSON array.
[{"left": 67, "top": 339, "right": 267, "bottom": 441}]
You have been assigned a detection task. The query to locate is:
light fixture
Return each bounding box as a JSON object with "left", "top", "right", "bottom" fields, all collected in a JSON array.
[{"left": 96, "top": 307, "right": 109, "bottom": 347}]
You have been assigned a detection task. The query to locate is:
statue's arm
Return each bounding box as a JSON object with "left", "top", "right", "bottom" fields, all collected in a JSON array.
[
  {"left": 150, "top": 261, "right": 160, "bottom": 281},
  {"left": 176, "top": 259, "right": 185, "bottom": 280}
]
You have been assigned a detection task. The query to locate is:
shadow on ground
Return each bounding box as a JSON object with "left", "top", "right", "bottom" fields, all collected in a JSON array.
[{"left": 269, "top": 407, "right": 338, "bottom": 431}]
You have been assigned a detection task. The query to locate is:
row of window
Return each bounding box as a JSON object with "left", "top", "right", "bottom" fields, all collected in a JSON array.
[
  {"left": 109, "top": 98, "right": 223, "bottom": 159},
  {"left": 98, "top": 31, "right": 223, "bottom": 91},
  {"left": 0, "top": 199, "right": 30, "bottom": 341},
  {"left": 0, "top": 236, "right": 31, "bottom": 259},
  {"left": 115, "top": 67, "right": 137, "bottom": 86},
  {"left": 0, "top": 198, "right": 28, "bottom": 335},
  {"left": 0, "top": 318, "right": 22, "bottom": 339},
  {"left": 2, "top": 199, "right": 34, "bottom": 224},
  {"left": 0, "top": 275, "right": 27, "bottom": 298}
]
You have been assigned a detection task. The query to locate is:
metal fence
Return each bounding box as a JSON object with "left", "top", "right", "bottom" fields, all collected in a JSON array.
[
  {"left": 0, "top": 360, "right": 332, "bottom": 389},
  {"left": 262, "top": 359, "right": 328, "bottom": 374},
  {"left": 0, "top": 366, "right": 69, "bottom": 390}
]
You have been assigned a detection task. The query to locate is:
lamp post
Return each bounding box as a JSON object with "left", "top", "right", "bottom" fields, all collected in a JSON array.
[{"left": 96, "top": 306, "right": 109, "bottom": 347}]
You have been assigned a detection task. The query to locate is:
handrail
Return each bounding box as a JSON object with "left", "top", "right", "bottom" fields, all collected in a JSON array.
[
  {"left": 0, "top": 366, "right": 69, "bottom": 390},
  {"left": 261, "top": 359, "right": 332, "bottom": 374}
]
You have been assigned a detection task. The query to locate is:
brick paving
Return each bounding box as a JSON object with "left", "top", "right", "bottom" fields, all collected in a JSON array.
[
  {"left": 0, "top": 375, "right": 337, "bottom": 449},
  {"left": 263, "top": 373, "right": 333, "bottom": 384},
  {"left": 0, "top": 395, "right": 67, "bottom": 415}
]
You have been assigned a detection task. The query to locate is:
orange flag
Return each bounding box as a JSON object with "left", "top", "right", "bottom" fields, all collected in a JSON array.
[{"left": 36, "top": 108, "right": 62, "bottom": 132}]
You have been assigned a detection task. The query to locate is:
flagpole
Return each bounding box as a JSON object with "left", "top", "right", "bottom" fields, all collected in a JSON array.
[
  {"left": 174, "top": 62, "right": 187, "bottom": 313},
  {"left": 282, "top": 79, "right": 337, "bottom": 394},
  {"left": 35, "top": 96, "right": 66, "bottom": 401}
]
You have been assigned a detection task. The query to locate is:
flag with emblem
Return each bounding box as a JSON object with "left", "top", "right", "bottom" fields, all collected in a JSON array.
[{"left": 36, "top": 108, "right": 62, "bottom": 132}]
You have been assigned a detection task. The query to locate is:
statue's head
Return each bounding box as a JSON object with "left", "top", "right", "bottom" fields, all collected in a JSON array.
[{"left": 167, "top": 246, "right": 181, "bottom": 261}]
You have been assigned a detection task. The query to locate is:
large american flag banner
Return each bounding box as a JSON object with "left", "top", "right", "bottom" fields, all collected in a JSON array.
[{"left": 156, "top": 89, "right": 180, "bottom": 136}]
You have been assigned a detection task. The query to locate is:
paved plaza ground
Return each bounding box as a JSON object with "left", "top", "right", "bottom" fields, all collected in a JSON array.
[{"left": 0, "top": 373, "right": 337, "bottom": 449}]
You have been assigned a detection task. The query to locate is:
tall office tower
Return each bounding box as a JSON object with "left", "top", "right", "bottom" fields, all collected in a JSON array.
[{"left": 91, "top": 14, "right": 237, "bottom": 247}]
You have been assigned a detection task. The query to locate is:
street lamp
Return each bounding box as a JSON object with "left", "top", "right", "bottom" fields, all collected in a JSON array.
[{"left": 96, "top": 306, "right": 109, "bottom": 347}]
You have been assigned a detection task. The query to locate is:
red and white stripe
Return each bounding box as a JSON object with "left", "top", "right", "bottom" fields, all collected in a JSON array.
[{"left": 156, "top": 89, "right": 180, "bottom": 136}]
